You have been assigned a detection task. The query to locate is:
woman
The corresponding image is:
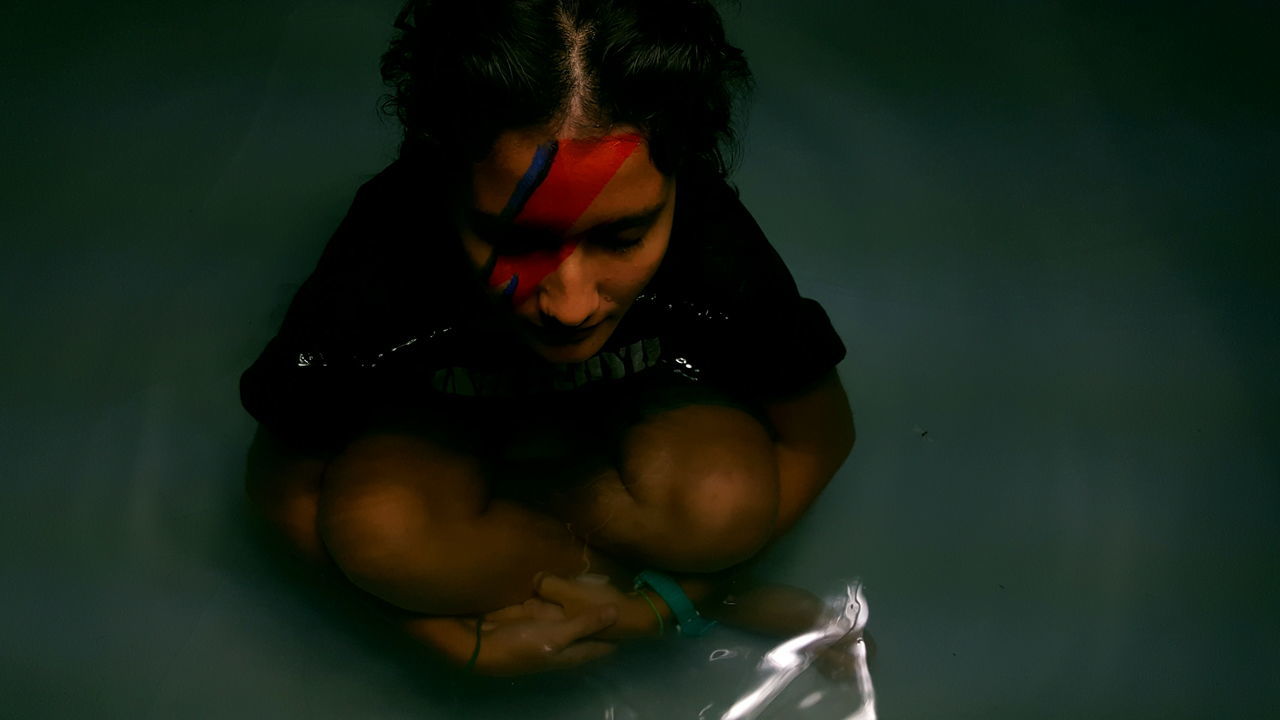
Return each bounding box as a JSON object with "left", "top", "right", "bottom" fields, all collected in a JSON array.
[{"left": 242, "top": 0, "right": 855, "bottom": 676}]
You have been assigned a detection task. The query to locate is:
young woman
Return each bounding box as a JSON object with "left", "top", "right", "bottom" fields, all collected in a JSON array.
[{"left": 242, "top": 0, "right": 855, "bottom": 676}]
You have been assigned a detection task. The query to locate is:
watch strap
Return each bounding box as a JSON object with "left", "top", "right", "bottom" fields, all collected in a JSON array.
[{"left": 634, "top": 570, "right": 718, "bottom": 637}]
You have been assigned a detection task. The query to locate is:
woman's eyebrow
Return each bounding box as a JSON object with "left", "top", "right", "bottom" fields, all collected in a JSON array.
[
  {"left": 468, "top": 201, "right": 666, "bottom": 236},
  {"left": 584, "top": 203, "right": 665, "bottom": 235}
]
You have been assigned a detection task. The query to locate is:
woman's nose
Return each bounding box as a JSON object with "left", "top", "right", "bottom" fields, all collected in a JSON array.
[{"left": 537, "top": 249, "right": 599, "bottom": 327}]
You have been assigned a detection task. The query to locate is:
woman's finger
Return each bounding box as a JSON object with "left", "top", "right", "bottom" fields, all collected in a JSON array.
[
  {"left": 536, "top": 573, "right": 602, "bottom": 607},
  {"left": 551, "top": 605, "right": 618, "bottom": 646},
  {"left": 484, "top": 605, "right": 528, "bottom": 623},
  {"left": 534, "top": 573, "right": 575, "bottom": 602},
  {"left": 522, "top": 598, "right": 566, "bottom": 621},
  {"left": 485, "top": 598, "right": 567, "bottom": 624}
]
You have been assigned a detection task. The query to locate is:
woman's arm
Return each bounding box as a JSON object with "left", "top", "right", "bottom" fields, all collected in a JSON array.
[
  {"left": 764, "top": 369, "right": 856, "bottom": 536},
  {"left": 243, "top": 427, "right": 332, "bottom": 567}
]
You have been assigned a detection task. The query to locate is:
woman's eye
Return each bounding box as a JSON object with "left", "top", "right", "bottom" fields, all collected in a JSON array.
[
  {"left": 487, "top": 231, "right": 555, "bottom": 254},
  {"left": 595, "top": 234, "right": 644, "bottom": 253},
  {"left": 481, "top": 228, "right": 644, "bottom": 255}
]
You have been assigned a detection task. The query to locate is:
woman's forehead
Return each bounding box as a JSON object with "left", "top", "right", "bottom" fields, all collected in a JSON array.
[{"left": 468, "top": 129, "right": 670, "bottom": 234}]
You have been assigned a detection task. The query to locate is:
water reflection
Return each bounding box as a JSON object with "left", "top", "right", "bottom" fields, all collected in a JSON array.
[{"left": 719, "top": 581, "right": 875, "bottom": 720}]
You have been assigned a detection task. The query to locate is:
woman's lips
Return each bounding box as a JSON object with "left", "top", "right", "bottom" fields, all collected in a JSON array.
[{"left": 529, "top": 321, "right": 601, "bottom": 346}]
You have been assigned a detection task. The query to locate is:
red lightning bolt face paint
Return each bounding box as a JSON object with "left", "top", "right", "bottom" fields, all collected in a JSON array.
[{"left": 487, "top": 133, "right": 643, "bottom": 306}]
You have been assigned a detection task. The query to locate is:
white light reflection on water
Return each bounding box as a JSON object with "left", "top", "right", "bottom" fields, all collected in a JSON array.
[
  {"left": 709, "top": 648, "right": 738, "bottom": 662},
  {"left": 798, "top": 691, "right": 825, "bottom": 709},
  {"left": 719, "top": 581, "right": 875, "bottom": 720}
]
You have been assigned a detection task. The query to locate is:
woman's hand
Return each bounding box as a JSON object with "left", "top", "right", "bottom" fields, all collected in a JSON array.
[
  {"left": 534, "top": 573, "right": 667, "bottom": 640},
  {"left": 422, "top": 598, "right": 620, "bottom": 677}
]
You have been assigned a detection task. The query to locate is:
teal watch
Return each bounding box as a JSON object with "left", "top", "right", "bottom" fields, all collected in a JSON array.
[{"left": 634, "top": 570, "right": 718, "bottom": 637}]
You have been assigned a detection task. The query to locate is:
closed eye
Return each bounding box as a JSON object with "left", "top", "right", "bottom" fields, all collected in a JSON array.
[
  {"left": 467, "top": 201, "right": 664, "bottom": 255},
  {"left": 484, "top": 226, "right": 648, "bottom": 255},
  {"left": 590, "top": 233, "right": 645, "bottom": 253},
  {"left": 485, "top": 229, "right": 560, "bottom": 254}
]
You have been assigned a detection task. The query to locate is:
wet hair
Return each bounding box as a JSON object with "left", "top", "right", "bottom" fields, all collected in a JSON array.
[{"left": 379, "top": 0, "right": 753, "bottom": 182}]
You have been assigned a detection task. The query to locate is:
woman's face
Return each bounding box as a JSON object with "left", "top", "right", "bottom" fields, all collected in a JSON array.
[{"left": 454, "top": 125, "right": 676, "bottom": 364}]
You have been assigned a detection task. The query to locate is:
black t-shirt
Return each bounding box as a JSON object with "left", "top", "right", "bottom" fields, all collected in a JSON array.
[{"left": 240, "top": 158, "right": 846, "bottom": 445}]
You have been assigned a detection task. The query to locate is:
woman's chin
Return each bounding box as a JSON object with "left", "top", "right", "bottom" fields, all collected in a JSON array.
[{"left": 528, "top": 334, "right": 609, "bottom": 364}]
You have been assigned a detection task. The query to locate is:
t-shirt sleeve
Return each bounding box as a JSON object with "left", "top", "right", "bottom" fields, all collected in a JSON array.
[{"left": 677, "top": 178, "right": 847, "bottom": 403}]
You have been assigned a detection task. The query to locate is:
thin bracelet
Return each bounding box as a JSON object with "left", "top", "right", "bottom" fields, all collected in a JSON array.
[
  {"left": 636, "top": 589, "right": 665, "bottom": 637},
  {"left": 464, "top": 617, "right": 483, "bottom": 673}
]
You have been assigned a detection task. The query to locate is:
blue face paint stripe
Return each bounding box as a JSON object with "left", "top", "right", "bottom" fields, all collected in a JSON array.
[
  {"left": 501, "top": 275, "right": 519, "bottom": 297},
  {"left": 499, "top": 141, "right": 558, "bottom": 221},
  {"left": 478, "top": 249, "right": 519, "bottom": 298}
]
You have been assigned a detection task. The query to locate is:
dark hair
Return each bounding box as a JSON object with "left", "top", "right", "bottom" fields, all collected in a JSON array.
[{"left": 379, "top": 0, "right": 753, "bottom": 182}]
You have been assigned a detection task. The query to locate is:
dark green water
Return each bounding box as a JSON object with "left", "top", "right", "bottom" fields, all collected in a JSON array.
[{"left": 1, "top": 1, "right": 1275, "bottom": 717}]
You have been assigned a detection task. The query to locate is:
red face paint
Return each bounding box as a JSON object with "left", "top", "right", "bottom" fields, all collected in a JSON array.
[{"left": 487, "top": 133, "right": 643, "bottom": 305}]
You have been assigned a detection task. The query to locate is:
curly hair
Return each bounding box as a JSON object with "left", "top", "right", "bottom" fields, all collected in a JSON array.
[{"left": 379, "top": 0, "right": 754, "bottom": 182}]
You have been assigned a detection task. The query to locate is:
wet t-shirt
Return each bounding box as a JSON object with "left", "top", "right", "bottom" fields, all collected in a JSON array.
[{"left": 240, "top": 158, "right": 846, "bottom": 445}]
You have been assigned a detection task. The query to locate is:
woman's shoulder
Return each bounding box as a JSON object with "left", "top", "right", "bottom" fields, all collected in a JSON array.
[
  {"left": 272, "top": 157, "right": 477, "bottom": 344},
  {"left": 326, "top": 157, "right": 464, "bottom": 268},
  {"left": 657, "top": 171, "right": 795, "bottom": 303},
  {"left": 345, "top": 157, "right": 442, "bottom": 226}
]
